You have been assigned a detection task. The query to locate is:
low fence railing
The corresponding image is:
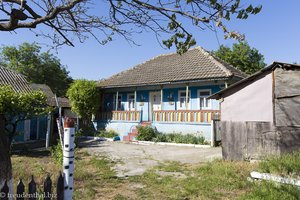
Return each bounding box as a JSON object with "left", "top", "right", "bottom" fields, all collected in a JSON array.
[
  {"left": 153, "top": 110, "right": 220, "bottom": 123},
  {"left": 96, "top": 111, "right": 142, "bottom": 122},
  {"left": 0, "top": 173, "right": 63, "bottom": 200}
]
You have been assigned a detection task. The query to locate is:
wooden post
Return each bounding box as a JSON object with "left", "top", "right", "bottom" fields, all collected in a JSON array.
[
  {"left": 16, "top": 179, "right": 25, "bottom": 200},
  {"left": 185, "top": 84, "right": 189, "bottom": 110},
  {"left": 115, "top": 91, "right": 119, "bottom": 111},
  {"left": 44, "top": 174, "right": 52, "bottom": 200},
  {"left": 45, "top": 113, "right": 51, "bottom": 149},
  {"left": 0, "top": 181, "right": 9, "bottom": 200},
  {"left": 160, "top": 87, "right": 163, "bottom": 110},
  {"left": 134, "top": 90, "right": 137, "bottom": 111},
  {"left": 63, "top": 118, "right": 75, "bottom": 200},
  {"left": 56, "top": 172, "right": 64, "bottom": 200},
  {"left": 28, "top": 176, "right": 36, "bottom": 200}
]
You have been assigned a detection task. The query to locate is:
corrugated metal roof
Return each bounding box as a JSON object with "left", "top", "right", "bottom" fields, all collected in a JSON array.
[
  {"left": 0, "top": 65, "right": 32, "bottom": 93},
  {"left": 98, "top": 46, "right": 247, "bottom": 88}
]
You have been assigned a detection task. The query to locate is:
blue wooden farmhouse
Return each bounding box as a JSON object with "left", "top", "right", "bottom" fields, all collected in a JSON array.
[{"left": 95, "top": 47, "right": 246, "bottom": 142}]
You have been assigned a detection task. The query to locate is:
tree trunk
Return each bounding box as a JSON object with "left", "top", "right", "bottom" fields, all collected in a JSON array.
[{"left": 0, "top": 114, "right": 13, "bottom": 197}]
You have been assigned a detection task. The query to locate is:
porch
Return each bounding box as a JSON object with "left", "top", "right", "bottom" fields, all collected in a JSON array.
[{"left": 95, "top": 110, "right": 220, "bottom": 124}]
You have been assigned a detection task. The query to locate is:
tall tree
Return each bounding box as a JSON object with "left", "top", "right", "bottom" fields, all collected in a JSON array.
[
  {"left": 0, "top": 0, "right": 262, "bottom": 53},
  {"left": 67, "top": 79, "right": 100, "bottom": 132},
  {"left": 214, "top": 42, "right": 266, "bottom": 75},
  {"left": 0, "top": 86, "right": 48, "bottom": 194},
  {"left": 0, "top": 43, "right": 73, "bottom": 96}
]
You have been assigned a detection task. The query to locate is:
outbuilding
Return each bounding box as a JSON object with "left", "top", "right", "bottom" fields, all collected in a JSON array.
[{"left": 210, "top": 62, "right": 300, "bottom": 160}]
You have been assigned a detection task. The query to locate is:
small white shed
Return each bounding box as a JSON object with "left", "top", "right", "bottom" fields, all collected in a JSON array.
[{"left": 210, "top": 62, "right": 300, "bottom": 160}]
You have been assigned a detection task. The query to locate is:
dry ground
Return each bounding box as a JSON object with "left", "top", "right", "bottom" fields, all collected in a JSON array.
[{"left": 80, "top": 139, "right": 222, "bottom": 177}]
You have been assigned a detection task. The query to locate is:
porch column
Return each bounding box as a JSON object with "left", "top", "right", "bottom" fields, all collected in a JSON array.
[
  {"left": 134, "top": 90, "right": 137, "bottom": 111},
  {"left": 115, "top": 91, "right": 119, "bottom": 110},
  {"left": 225, "top": 81, "right": 228, "bottom": 88},
  {"left": 185, "top": 83, "right": 189, "bottom": 110},
  {"left": 160, "top": 86, "right": 163, "bottom": 110}
]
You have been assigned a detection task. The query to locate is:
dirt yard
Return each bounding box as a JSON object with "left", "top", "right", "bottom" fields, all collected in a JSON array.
[{"left": 80, "top": 139, "right": 222, "bottom": 177}]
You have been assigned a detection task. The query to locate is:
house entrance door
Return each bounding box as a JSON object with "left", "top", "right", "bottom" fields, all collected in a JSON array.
[{"left": 149, "top": 91, "right": 161, "bottom": 121}]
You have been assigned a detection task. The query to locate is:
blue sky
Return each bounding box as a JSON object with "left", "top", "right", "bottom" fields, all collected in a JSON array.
[{"left": 1, "top": 1, "right": 299, "bottom": 80}]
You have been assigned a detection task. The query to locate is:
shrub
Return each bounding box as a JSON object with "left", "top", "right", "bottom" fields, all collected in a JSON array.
[
  {"left": 51, "top": 142, "right": 63, "bottom": 165},
  {"left": 98, "top": 130, "right": 119, "bottom": 138},
  {"left": 136, "top": 126, "right": 158, "bottom": 141},
  {"left": 154, "top": 133, "right": 206, "bottom": 145}
]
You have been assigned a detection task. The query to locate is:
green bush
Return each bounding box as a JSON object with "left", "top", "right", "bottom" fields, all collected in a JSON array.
[
  {"left": 97, "top": 130, "right": 119, "bottom": 138},
  {"left": 51, "top": 142, "right": 63, "bottom": 165},
  {"left": 136, "top": 126, "right": 158, "bottom": 141},
  {"left": 136, "top": 127, "right": 206, "bottom": 145},
  {"left": 152, "top": 133, "right": 206, "bottom": 144}
]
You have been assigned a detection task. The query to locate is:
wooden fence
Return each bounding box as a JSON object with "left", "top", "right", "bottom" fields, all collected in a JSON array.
[
  {"left": 96, "top": 111, "right": 142, "bottom": 122},
  {"left": 0, "top": 173, "right": 64, "bottom": 200},
  {"left": 153, "top": 110, "right": 221, "bottom": 123}
]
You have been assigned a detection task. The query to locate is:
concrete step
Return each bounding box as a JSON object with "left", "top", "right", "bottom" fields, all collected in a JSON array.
[{"left": 140, "top": 121, "right": 152, "bottom": 127}]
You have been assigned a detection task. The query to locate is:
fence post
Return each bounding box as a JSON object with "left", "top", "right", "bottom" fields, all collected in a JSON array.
[
  {"left": 56, "top": 172, "right": 64, "bottom": 200},
  {"left": 28, "top": 175, "right": 36, "bottom": 200},
  {"left": 63, "top": 118, "right": 75, "bottom": 200},
  {"left": 43, "top": 174, "right": 52, "bottom": 200},
  {"left": 1, "top": 180, "right": 9, "bottom": 200},
  {"left": 16, "top": 179, "right": 25, "bottom": 200},
  {"left": 211, "top": 120, "right": 215, "bottom": 147}
]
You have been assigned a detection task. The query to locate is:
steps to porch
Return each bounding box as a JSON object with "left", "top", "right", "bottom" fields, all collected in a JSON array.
[{"left": 123, "top": 121, "right": 151, "bottom": 142}]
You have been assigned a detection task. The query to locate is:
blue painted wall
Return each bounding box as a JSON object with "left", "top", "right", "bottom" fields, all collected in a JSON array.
[
  {"left": 12, "top": 116, "right": 48, "bottom": 142},
  {"left": 103, "top": 85, "right": 222, "bottom": 114}
]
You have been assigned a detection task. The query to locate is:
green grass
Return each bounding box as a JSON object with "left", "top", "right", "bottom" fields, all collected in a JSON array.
[
  {"left": 11, "top": 148, "right": 300, "bottom": 200},
  {"left": 257, "top": 151, "right": 300, "bottom": 177},
  {"left": 241, "top": 150, "right": 300, "bottom": 200},
  {"left": 130, "top": 160, "right": 255, "bottom": 200},
  {"left": 97, "top": 130, "right": 119, "bottom": 138}
]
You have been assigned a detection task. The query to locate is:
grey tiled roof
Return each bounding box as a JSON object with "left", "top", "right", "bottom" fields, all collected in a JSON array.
[
  {"left": 0, "top": 65, "right": 32, "bottom": 93},
  {"left": 98, "top": 46, "right": 247, "bottom": 88}
]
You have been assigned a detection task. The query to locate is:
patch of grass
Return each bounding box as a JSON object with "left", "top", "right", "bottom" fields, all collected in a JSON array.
[
  {"left": 12, "top": 147, "right": 300, "bottom": 200},
  {"left": 155, "top": 161, "right": 183, "bottom": 172},
  {"left": 241, "top": 150, "right": 300, "bottom": 200},
  {"left": 113, "top": 194, "right": 130, "bottom": 200},
  {"left": 12, "top": 149, "right": 61, "bottom": 195},
  {"left": 130, "top": 160, "right": 256, "bottom": 199},
  {"left": 97, "top": 130, "right": 119, "bottom": 138},
  {"left": 51, "top": 141, "right": 63, "bottom": 165},
  {"left": 241, "top": 181, "right": 300, "bottom": 200},
  {"left": 258, "top": 150, "right": 300, "bottom": 177}
]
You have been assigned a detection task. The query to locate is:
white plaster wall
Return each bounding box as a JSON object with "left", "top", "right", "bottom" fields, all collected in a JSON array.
[{"left": 222, "top": 72, "right": 273, "bottom": 122}]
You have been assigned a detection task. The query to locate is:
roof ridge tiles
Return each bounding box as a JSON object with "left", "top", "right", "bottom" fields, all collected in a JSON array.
[{"left": 98, "top": 46, "right": 246, "bottom": 88}]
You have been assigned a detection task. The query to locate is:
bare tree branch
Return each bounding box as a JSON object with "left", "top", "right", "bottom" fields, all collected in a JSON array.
[{"left": 0, "top": 0, "right": 262, "bottom": 52}]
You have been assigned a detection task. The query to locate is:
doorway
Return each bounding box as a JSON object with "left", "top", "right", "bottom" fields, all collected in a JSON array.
[{"left": 149, "top": 91, "right": 161, "bottom": 121}]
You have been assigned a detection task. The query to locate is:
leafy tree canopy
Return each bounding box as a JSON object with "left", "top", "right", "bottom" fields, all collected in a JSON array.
[
  {"left": 0, "top": 0, "right": 262, "bottom": 53},
  {"left": 67, "top": 79, "right": 100, "bottom": 121},
  {"left": 0, "top": 43, "right": 73, "bottom": 96},
  {"left": 0, "top": 86, "right": 48, "bottom": 143},
  {"left": 214, "top": 41, "right": 266, "bottom": 75}
]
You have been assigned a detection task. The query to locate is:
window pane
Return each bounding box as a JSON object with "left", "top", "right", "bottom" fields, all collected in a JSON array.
[{"left": 200, "top": 91, "right": 210, "bottom": 96}]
